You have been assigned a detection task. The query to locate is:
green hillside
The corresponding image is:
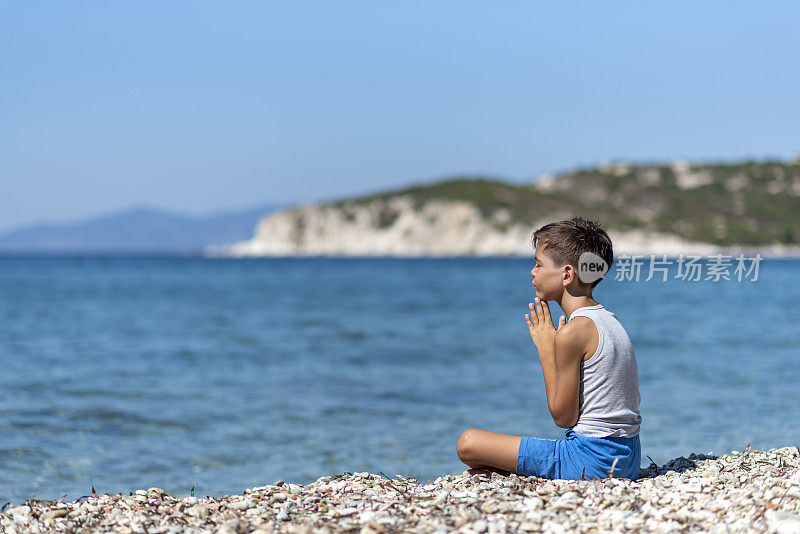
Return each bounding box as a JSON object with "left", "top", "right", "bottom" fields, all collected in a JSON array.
[{"left": 329, "top": 160, "right": 800, "bottom": 246}]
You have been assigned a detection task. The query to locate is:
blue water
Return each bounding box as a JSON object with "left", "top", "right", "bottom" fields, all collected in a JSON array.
[{"left": 1, "top": 256, "right": 798, "bottom": 504}]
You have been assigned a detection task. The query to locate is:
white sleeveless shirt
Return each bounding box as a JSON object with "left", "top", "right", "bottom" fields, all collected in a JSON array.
[{"left": 568, "top": 304, "right": 642, "bottom": 438}]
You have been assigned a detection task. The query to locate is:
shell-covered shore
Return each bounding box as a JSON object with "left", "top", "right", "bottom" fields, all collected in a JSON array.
[{"left": 3, "top": 446, "right": 799, "bottom": 533}]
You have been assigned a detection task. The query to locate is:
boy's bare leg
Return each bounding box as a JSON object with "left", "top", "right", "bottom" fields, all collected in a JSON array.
[{"left": 457, "top": 428, "right": 522, "bottom": 476}]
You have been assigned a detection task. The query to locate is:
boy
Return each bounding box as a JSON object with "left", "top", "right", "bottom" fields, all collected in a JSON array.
[{"left": 456, "top": 216, "right": 642, "bottom": 480}]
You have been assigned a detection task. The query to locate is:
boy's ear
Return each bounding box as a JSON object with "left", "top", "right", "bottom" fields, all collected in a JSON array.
[{"left": 562, "top": 264, "right": 577, "bottom": 286}]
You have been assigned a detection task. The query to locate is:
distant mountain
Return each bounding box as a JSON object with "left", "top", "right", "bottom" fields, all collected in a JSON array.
[{"left": 0, "top": 204, "right": 288, "bottom": 254}]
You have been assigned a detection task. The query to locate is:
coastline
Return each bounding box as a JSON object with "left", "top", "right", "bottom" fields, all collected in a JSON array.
[
  {"left": 204, "top": 196, "right": 800, "bottom": 260},
  {"left": 4, "top": 446, "right": 799, "bottom": 533},
  {"left": 204, "top": 247, "right": 800, "bottom": 260},
  {"left": 207, "top": 222, "right": 800, "bottom": 259}
]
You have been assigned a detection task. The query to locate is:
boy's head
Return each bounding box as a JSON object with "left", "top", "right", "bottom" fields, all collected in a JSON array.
[{"left": 530, "top": 216, "right": 614, "bottom": 295}]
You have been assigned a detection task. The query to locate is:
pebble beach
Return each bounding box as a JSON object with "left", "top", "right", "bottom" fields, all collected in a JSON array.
[{"left": 3, "top": 445, "right": 799, "bottom": 533}]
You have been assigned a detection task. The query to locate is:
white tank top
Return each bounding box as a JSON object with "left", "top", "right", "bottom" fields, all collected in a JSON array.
[{"left": 568, "top": 304, "right": 642, "bottom": 438}]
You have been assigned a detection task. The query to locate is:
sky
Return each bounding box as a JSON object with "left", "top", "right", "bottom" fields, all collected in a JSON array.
[{"left": 2, "top": 1, "right": 799, "bottom": 233}]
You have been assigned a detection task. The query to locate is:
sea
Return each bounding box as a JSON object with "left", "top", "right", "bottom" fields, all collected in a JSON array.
[{"left": 0, "top": 255, "right": 798, "bottom": 504}]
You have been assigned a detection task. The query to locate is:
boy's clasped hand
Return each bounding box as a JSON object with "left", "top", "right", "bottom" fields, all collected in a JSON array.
[{"left": 525, "top": 296, "right": 567, "bottom": 354}]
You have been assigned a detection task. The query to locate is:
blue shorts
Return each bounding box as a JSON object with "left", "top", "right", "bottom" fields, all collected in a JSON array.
[{"left": 516, "top": 429, "right": 641, "bottom": 480}]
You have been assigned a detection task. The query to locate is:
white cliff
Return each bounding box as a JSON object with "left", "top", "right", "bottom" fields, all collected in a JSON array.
[{"left": 205, "top": 195, "right": 757, "bottom": 258}]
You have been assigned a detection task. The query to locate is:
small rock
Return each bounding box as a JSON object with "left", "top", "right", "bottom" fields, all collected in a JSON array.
[
  {"left": 337, "top": 507, "right": 358, "bottom": 517},
  {"left": 360, "top": 510, "right": 377, "bottom": 522},
  {"left": 766, "top": 510, "right": 800, "bottom": 534},
  {"left": 229, "top": 499, "right": 254, "bottom": 511},
  {"left": 47, "top": 508, "right": 70, "bottom": 519},
  {"left": 218, "top": 518, "right": 240, "bottom": 534},
  {"left": 523, "top": 497, "right": 543, "bottom": 509},
  {"left": 8, "top": 506, "right": 31, "bottom": 517}
]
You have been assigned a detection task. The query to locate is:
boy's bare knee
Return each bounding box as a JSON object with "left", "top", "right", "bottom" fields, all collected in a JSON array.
[{"left": 457, "top": 428, "right": 479, "bottom": 461}]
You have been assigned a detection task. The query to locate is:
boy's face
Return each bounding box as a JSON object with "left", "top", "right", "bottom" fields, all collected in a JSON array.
[{"left": 530, "top": 244, "right": 565, "bottom": 301}]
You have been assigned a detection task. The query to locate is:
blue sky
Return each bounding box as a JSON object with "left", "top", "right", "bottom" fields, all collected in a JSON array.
[{"left": 2, "top": 1, "right": 799, "bottom": 233}]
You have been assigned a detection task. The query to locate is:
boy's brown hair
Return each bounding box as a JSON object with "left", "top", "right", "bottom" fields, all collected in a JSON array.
[{"left": 531, "top": 216, "right": 614, "bottom": 288}]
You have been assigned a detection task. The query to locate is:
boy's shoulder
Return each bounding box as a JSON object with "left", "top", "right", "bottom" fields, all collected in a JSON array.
[{"left": 555, "top": 316, "right": 597, "bottom": 359}]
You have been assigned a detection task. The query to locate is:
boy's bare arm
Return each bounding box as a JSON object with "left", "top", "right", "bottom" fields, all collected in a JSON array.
[{"left": 526, "top": 298, "right": 585, "bottom": 428}]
